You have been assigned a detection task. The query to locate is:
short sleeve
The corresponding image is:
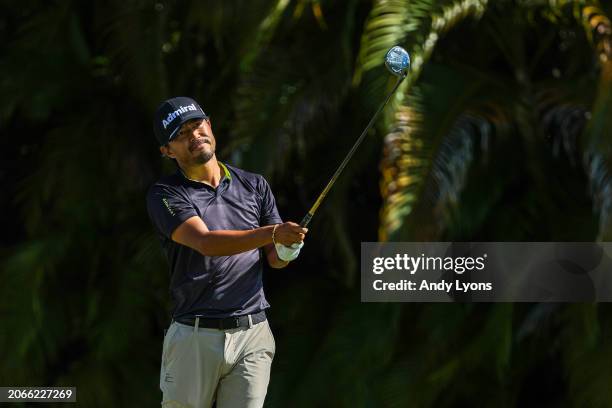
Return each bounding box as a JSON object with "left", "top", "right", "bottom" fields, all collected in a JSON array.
[
  {"left": 146, "top": 185, "right": 198, "bottom": 239},
  {"left": 258, "top": 176, "right": 282, "bottom": 226}
]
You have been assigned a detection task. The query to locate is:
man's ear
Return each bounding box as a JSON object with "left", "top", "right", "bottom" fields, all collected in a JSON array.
[{"left": 160, "top": 145, "right": 175, "bottom": 159}]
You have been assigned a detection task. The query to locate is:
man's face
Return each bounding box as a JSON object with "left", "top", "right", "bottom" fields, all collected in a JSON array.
[{"left": 162, "top": 118, "right": 216, "bottom": 166}]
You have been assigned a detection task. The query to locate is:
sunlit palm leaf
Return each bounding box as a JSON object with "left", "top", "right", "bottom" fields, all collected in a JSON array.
[
  {"left": 380, "top": 64, "right": 498, "bottom": 240},
  {"left": 578, "top": 5, "right": 612, "bottom": 238},
  {"left": 356, "top": 0, "right": 487, "bottom": 122}
]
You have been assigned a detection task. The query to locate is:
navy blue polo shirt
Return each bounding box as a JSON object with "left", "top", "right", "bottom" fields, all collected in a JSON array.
[{"left": 146, "top": 162, "right": 282, "bottom": 319}]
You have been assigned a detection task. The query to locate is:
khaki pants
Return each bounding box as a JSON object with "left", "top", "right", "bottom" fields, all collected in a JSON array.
[{"left": 160, "top": 318, "right": 275, "bottom": 408}]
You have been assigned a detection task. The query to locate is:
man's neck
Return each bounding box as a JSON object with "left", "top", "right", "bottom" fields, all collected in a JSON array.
[{"left": 180, "top": 157, "right": 222, "bottom": 187}]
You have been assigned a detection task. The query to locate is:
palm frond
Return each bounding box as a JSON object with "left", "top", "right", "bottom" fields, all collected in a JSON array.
[
  {"left": 356, "top": 0, "right": 488, "bottom": 123},
  {"left": 379, "top": 61, "right": 499, "bottom": 240},
  {"left": 579, "top": 4, "right": 612, "bottom": 151},
  {"left": 408, "top": 0, "right": 488, "bottom": 86},
  {"left": 227, "top": 1, "right": 359, "bottom": 176},
  {"left": 577, "top": 4, "right": 612, "bottom": 237}
]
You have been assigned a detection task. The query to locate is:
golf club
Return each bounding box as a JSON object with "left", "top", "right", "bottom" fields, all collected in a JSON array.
[{"left": 299, "top": 45, "right": 411, "bottom": 228}]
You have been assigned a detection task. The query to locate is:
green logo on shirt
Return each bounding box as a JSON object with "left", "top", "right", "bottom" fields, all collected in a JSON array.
[{"left": 162, "top": 198, "right": 175, "bottom": 216}]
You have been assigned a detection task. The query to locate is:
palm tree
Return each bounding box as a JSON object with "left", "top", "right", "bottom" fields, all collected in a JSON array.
[
  {"left": 2, "top": 0, "right": 612, "bottom": 406},
  {"left": 354, "top": 1, "right": 612, "bottom": 406}
]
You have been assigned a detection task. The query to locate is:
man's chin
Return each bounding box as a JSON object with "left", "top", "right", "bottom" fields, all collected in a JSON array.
[{"left": 194, "top": 151, "right": 214, "bottom": 165}]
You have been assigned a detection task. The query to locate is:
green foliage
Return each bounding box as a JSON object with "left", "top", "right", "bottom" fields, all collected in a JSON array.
[
  {"left": 2, "top": 0, "right": 612, "bottom": 407},
  {"left": 373, "top": 1, "right": 608, "bottom": 242}
]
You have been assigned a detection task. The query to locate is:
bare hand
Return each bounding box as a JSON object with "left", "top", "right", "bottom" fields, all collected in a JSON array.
[{"left": 274, "top": 222, "right": 308, "bottom": 246}]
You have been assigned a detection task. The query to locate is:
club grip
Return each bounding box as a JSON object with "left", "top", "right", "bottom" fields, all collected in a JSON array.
[{"left": 300, "top": 213, "right": 312, "bottom": 228}]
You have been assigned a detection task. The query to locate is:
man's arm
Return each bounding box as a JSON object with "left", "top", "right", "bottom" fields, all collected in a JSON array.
[
  {"left": 263, "top": 243, "right": 289, "bottom": 269},
  {"left": 171, "top": 216, "right": 306, "bottom": 257}
]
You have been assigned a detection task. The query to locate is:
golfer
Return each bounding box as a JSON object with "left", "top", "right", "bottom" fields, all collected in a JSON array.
[{"left": 146, "top": 96, "right": 307, "bottom": 407}]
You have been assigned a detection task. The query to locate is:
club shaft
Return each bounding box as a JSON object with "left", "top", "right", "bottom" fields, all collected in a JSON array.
[{"left": 300, "top": 75, "right": 406, "bottom": 228}]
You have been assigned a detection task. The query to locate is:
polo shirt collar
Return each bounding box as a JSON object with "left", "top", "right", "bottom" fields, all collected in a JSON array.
[
  {"left": 219, "top": 162, "right": 232, "bottom": 182},
  {"left": 177, "top": 162, "right": 232, "bottom": 189}
]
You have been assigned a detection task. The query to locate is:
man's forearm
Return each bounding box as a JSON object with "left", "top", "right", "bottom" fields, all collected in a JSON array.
[
  {"left": 197, "top": 226, "right": 275, "bottom": 256},
  {"left": 264, "top": 243, "right": 290, "bottom": 269},
  {"left": 171, "top": 216, "right": 305, "bottom": 257},
  {"left": 268, "top": 255, "right": 289, "bottom": 269}
]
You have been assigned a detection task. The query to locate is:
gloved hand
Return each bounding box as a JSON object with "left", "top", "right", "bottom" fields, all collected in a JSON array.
[{"left": 275, "top": 241, "right": 304, "bottom": 262}]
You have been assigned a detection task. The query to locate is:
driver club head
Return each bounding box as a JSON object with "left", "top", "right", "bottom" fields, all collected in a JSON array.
[{"left": 384, "top": 46, "right": 411, "bottom": 77}]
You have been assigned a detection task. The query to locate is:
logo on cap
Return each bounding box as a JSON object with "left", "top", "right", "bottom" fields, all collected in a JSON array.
[
  {"left": 162, "top": 104, "right": 198, "bottom": 129},
  {"left": 154, "top": 97, "right": 207, "bottom": 146}
]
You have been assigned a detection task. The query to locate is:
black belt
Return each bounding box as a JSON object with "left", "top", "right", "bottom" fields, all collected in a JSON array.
[{"left": 174, "top": 310, "right": 267, "bottom": 330}]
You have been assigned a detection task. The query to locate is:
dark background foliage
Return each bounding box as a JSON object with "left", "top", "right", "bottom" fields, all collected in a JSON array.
[{"left": 2, "top": 0, "right": 612, "bottom": 406}]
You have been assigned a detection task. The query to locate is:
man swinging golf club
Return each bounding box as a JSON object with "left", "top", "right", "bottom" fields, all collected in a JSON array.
[
  {"left": 147, "top": 96, "right": 307, "bottom": 408},
  {"left": 146, "top": 45, "right": 410, "bottom": 408}
]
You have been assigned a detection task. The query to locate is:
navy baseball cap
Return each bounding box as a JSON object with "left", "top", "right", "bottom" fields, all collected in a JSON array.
[{"left": 153, "top": 96, "right": 208, "bottom": 145}]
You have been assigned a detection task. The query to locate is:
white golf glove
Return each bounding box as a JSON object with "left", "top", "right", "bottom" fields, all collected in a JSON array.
[{"left": 275, "top": 242, "right": 304, "bottom": 262}]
